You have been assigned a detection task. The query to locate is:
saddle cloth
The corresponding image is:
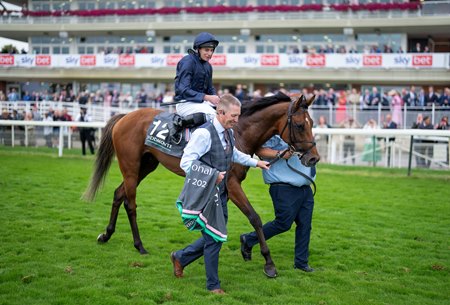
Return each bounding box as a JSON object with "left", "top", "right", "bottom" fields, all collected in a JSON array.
[{"left": 144, "top": 112, "right": 190, "bottom": 158}]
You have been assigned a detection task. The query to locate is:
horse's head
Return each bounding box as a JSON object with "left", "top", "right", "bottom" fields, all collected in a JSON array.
[{"left": 280, "top": 95, "right": 320, "bottom": 167}]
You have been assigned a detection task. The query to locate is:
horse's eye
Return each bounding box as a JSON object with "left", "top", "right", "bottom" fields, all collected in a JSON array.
[{"left": 295, "top": 123, "right": 305, "bottom": 130}]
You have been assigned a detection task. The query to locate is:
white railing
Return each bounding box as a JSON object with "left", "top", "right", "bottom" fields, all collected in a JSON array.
[
  {"left": 1, "top": 119, "right": 449, "bottom": 171},
  {"left": 1, "top": 100, "right": 449, "bottom": 128}
]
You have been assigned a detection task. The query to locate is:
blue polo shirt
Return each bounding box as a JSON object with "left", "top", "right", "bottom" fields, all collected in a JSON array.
[{"left": 261, "top": 136, "right": 316, "bottom": 187}]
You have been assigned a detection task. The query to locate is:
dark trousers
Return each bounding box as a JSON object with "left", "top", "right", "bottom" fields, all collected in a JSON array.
[
  {"left": 80, "top": 129, "right": 95, "bottom": 155},
  {"left": 174, "top": 191, "right": 228, "bottom": 291},
  {"left": 245, "top": 184, "right": 314, "bottom": 268}
]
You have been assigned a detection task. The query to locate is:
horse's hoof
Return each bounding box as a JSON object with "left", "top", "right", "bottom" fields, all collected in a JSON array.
[
  {"left": 97, "top": 233, "right": 108, "bottom": 243},
  {"left": 263, "top": 265, "right": 278, "bottom": 278},
  {"left": 139, "top": 248, "right": 149, "bottom": 255}
]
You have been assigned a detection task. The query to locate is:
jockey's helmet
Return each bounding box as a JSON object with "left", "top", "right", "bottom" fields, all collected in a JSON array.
[{"left": 193, "top": 32, "right": 219, "bottom": 50}]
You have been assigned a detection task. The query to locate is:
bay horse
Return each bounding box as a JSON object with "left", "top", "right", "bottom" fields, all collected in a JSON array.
[{"left": 83, "top": 92, "right": 319, "bottom": 278}]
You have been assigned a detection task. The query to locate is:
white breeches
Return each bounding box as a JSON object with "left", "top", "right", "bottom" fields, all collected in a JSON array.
[{"left": 176, "top": 101, "right": 216, "bottom": 120}]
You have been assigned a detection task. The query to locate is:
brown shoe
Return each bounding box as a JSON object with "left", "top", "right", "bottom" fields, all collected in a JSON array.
[
  {"left": 170, "top": 252, "right": 183, "bottom": 278},
  {"left": 210, "top": 289, "right": 226, "bottom": 295}
]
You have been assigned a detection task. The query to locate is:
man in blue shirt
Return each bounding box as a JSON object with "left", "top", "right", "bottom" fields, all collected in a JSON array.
[
  {"left": 240, "top": 135, "right": 316, "bottom": 273},
  {"left": 170, "top": 94, "right": 270, "bottom": 294}
]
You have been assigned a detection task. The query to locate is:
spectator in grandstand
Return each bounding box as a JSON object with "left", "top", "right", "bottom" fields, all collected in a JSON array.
[
  {"left": 173, "top": 32, "right": 220, "bottom": 125},
  {"left": 403, "top": 86, "right": 418, "bottom": 107},
  {"left": 436, "top": 115, "right": 449, "bottom": 130},
  {"left": 368, "top": 87, "right": 381, "bottom": 107},
  {"left": 7, "top": 88, "right": 19, "bottom": 102},
  {"left": 52, "top": 110, "right": 65, "bottom": 148},
  {"left": 78, "top": 91, "right": 89, "bottom": 108},
  {"left": 396, "top": 46, "right": 405, "bottom": 53},
  {"left": 43, "top": 112, "right": 53, "bottom": 148},
  {"left": 389, "top": 89, "right": 403, "bottom": 127},
  {"left": 315, "top": 115, "right": 331, "bottom": 162},
  {"left": 314, "top": 88, "right": 327, "bottom": 106},
  {"left": 93, "top": 90, "right": 104, "bottom": 105},
  {"left": 135, "top": 89, "right": 147, "bottom": 107},
  {"left": 383, "top": 113, "right": 398, "bottom": 130},
  {"left": 234, "top": 84, "right": 246, "bottom": 102},
  {"left": 411, "top": 113, "right": 424, "bottom": 167},
  {"left": 339, "top": 117, "right": 360, "bottom": 165},
  {"left": 61, "top": 108, "right": 72, "bottom": 122},
  {"left": 411, "top": 42, "right": 423, "bottom": 53},
  {"left": 347, "top": 88, "right": 361, "bottom": 108},
  {"left": 360, "top": 88, "right": 371, "bottom": 110},
  {"left": 362, "top": 119, "right": 381, "bottom": 166},
  {"left": 383, "top": 113, "right": 397, "bottom": 166},
  {"left": 417, "top": 88, "right": 426, "bottom": 108},
  {"left": 66, "top": 89, "right": 76, "bottom": 103},
  {"left": 335, "top": 91, "right": 347, "bottom": 124},
  {"left": 325, "top": 88, "right": 336, "bottom": 106},
  {"left": 160, "top": 89, "right": 173, "bottom": 104},
  {"left": 418, "top": 116, "right": 434, "bottom": 168},
  {"left": 22, "top": 91, "right": 32, "bottom": 102},
  {"left": 436, "top": 115, "right": 449, "bottom": 164},
  {"left": 439, "top": 87, "right": 449, "bottom": 107},
  {"left": 0, "top": 91, "right": 6, "bottom": 101},
  {"left": 425, "top": 86, "right": 439, "bottom": 106},
  {"left": 0, "top": 109, "right": 12, "bottom": 145},
  {"left": 76, "top": 108, "right": 95, "bottom": 155},
  {"left": 31, "top": 105, "right": 42, "bottom": 121},
  {"left": 252, "top": 89, "right": 263, "bottom": 101},
  {"left": 24, "top": 111, "right": 36, "bottom": 147}
]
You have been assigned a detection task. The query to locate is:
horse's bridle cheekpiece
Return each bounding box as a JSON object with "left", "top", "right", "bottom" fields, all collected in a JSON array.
[{"left": 279, "top": 96, "right": 316, "bottom": 161}]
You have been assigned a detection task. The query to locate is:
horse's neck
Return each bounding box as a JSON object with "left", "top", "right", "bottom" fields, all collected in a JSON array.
[{"left": 236, "top": 105, "right": 287, "bottom": 154}]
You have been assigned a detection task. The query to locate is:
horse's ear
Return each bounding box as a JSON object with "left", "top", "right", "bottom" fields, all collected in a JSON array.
[
  {"left": 291, "top": 94, "right": 304, "bottom": 112},
  {"left": 306, "top": 95, "right": 316, "bottom": 107}
]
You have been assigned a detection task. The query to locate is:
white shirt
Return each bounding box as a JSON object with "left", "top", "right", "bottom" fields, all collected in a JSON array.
[{"left": 180, "top": 116, "right": 258, "bottom": 173}]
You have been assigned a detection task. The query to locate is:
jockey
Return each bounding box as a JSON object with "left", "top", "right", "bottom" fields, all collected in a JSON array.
[{"left": 170, "top": 32, "right": 220, "bottom": 141}]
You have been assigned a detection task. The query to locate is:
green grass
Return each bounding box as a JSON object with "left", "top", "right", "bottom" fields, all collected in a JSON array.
[{"left": 0, "top": 146, "right": 449, "bottom": 305}]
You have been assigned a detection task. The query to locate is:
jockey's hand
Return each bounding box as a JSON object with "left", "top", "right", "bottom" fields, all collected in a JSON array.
[
  {"left": 256, "top": 160, "right": 270, "bottom": 170},
  {"left": 216, "top": 171, "right": 226, "bottom": 185},
  {"left": 205, "top": 95, "right": 220, "bottom": 106}
]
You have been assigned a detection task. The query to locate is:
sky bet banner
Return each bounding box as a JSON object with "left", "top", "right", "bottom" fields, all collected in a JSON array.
[{"left": 1, "top": 53, "right": 448, "bottom": 69}]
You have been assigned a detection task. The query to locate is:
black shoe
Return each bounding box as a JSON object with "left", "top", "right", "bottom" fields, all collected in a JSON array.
[
  {"left": 294, "top": 265, "right": 314, "bottom": 273},
  {"left": 240, "top": 234, "right": 252, "bottom": 261}
]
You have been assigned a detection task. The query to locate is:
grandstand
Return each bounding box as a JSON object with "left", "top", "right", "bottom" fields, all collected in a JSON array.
[
  {"left": 0, "top": 0, "right": 449, "bottom": 169},
  {"left": 0, "top": 0, "right": 449, "bottom": 96}
]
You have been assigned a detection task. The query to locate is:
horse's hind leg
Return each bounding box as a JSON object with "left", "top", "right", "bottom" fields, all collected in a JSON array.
[
  {"left": 123, "top": 153, "right": 159, "bottom": 255},
  {"left": 97, "top": 182, "right": 126, "bottom": 244}
]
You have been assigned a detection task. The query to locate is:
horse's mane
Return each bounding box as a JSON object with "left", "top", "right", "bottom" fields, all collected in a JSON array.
[{"left": 240, "top": 91, "right": 291, "bottom": 117}]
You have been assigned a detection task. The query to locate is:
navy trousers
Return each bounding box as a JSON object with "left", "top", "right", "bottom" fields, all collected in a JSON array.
[
  {"left": 174, "top": 191, "right": 228, "bottom": 290},
  {"left": 245, "top": 183, "right": 314, "bottom": 268}
]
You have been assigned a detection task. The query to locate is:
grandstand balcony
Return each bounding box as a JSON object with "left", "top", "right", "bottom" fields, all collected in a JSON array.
[{"left": 0, "top": 1, "right": 449, "bottom": 91}]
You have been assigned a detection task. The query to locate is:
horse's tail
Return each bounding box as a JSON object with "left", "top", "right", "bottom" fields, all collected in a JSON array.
[{"left": 82, "top": 113, "right": 126, "bottom": 202}]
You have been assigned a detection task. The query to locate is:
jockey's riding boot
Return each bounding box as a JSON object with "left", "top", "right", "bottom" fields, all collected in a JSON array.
[
  {"left": 180, "top": 113, "right": 207, "bottom": 129},
  {"left": 170, "top": 113, "right": 207, "bottom": 143}
]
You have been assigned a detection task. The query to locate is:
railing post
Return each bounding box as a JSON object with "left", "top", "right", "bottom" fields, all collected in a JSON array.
[
  {"left": 11, "top": 125, "right": 15, "bottom": 147},
  {"left": 408, "top": 135, "right": 414, "bottom": 176},
  {"left": 58, "top": 126, "right": 64, "bottom": 157}
]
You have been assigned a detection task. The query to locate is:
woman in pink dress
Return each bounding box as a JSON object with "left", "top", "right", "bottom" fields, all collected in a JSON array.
[
  {"left": 389, "top": 90, "right": 403, "bottom": 128},
  {"left": 335, "top": 90, "right": 347, "bottom": 124}
]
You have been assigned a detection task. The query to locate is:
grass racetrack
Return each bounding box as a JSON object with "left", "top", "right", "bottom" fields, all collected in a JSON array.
[{"left": 0, "top": 146, "right": 449, "bottom": 305}]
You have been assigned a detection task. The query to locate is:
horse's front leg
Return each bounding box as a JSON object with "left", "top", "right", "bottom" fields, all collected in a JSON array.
[
  {"left": 123, "top": 177, "right": 148, "bottom": 255},
  {"left": 228, "top": 177, "right": 277, "bottom": 278}
]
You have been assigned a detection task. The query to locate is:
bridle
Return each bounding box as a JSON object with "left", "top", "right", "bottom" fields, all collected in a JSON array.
[{"left": 279, "top": 97, "right": 316, "bottom": 161}]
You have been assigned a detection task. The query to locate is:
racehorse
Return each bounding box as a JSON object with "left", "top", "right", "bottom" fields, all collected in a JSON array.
[{"left": 83, "top": 92, "right": 319, "bottom": 278}]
